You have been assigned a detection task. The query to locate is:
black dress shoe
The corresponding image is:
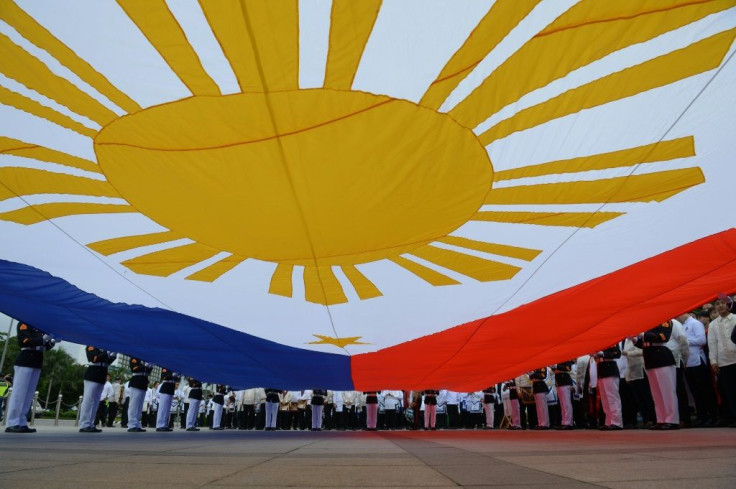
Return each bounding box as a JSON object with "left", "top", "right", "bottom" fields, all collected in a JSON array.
[
  {"left": 155, "top": 427, "right": 173, "bottom": 432},
  {"left": 5, "top": 425, "right": 34, "bottom": 433},
  {"left": 79, "top": 427, "right": 102, "bottom": 433},
  {"left": 186, "top": 427, "right": 200, "bottom": 431},
  {"left": 127, "top": 427, "right": 146, "bottom": 432}
]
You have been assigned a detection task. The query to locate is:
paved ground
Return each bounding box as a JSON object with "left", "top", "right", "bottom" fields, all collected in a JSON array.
[{"left": 1, "top": 421, "right": 735, "bottom": 488}]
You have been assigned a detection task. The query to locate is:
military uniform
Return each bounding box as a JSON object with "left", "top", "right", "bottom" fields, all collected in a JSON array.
[
  {"left": 264, "top": 388, "right": 280, "bottom": 430},
  {"left": 156, "top": 368, "right": 179, "bottom": 431},
  {"left": 422, "top": 390, "right": 438, "bottom": 430},
  {"left": 482, "top": 386, "right": 497, "bottom": 429},
  {"left": 5, "top": 322, "right": 55, "bottom": 433},
  {"left": 363, "top": 391, "right": 378, "bottom": 430},
  {"left": 126, "top": 357, "right": 152, "bottom": 432},
  {"left": 79, "top": 346, "right": 116, "bottom": 432},
  {"left": 311, "top": 390, "right": 326, "bottom": 430},
  {"left": 635, "top": 321, "right": 679, "bottom": 429},
  {"left": 211, "top": 384, "right": 226, "bottom": 430},
  {"left": 529, "top": 368, "right": 550, "bottom": 429},
  {"left": 554, "top": 361, "right": 575, "bottom": 429},
  {"left": 596, "top": 344, "right": 623, "bottom": 429},
  {"left": 185, "top": 378, "right": 203, "bottom": 431}
]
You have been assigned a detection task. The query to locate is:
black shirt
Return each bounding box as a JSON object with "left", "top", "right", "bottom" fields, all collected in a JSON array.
[{"left": 364, "top": 391, "right": 378, "bottom": 405}]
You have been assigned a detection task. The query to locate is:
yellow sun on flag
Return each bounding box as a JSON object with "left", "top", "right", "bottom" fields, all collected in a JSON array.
[{"left": 0, "top": 0, "right": 733, "bottom": 305}]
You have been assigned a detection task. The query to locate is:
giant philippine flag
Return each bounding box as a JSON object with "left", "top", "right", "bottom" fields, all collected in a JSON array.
[{"left": 0, "top": 0, "right": 735, "bottom": 390}]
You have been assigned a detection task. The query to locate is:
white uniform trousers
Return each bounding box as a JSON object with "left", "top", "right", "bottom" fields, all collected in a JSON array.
[
  {"left": 127, "top": 386, "right": 146, "bottom": 429},
  {"left": 156, "top": 393, "right": 173, "bottom": 429},
  {"left": 557, "top": 385, "right": 573, "bottom": 427},
  {"left": 510, "top": 398, "right": 521, "bottom": 427},
  {"left": 212, "top": 403, "right": 223, "bottom": 428},
  {"left": 265, "top": 401, "right": 278, "bottom": 428},
  {"left": 483, "top": 403, "right": 495, "bottom": 428},
  {"left": 312, "top": 404, "right": 324, "bottom": 429},
  {"left": 79, "top": 380, "right": 105, "bottom": 429},
  {"left": 648, "top": 365, "right": 679, "bottom": 424},
  {"left": 186, "top": 399, "right": 201, "bottom": 429},
  {"left": 424, "top": 404, "right": 436, "bottom": 428},
  {"left": 5, "top": 365, "right": 41, "bottom": 428},
  {"left": 534, "top": 392, "right": 549, "bottom": 427},
  {"left": 598, "top": 375, "right": 623, "bottom": 427},
  {"left": 365, "top": 403, "right": 377, "bottom": 429}
]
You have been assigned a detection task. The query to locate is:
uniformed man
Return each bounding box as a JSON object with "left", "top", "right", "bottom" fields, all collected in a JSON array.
[
  {"left": 595, "top": 343, "right": 623, "bottom": 430},
  {"left": 311, "top": 389, "right": 327, "bottom": 431},
  {"left": 126, "top": 356, "right": 152, "bottom": 432},
  {"left": 422, "top": 390, "right": 439, "bottom": 430},
  {"left": 185, "top": 378, "right": 203, "bottom": 431},
  {"left": 363, "top": 391, "right": 379, "bottom": 431},
  {"left": 4, "top": 321, "right": 56, "bottom": 433},
  {"left": 156, "top": 368, "right": 179, "bottom": 432},
  {"left": 634, "top": 320, "right": 679, "bottom": 429},
  {"left": 529, "top": 368, "right": 550, "bottom": 429},
  {"left": 553, "top": 360, "right": 575, "bottom": 429},
  {"left": 79, "top": 346, "right": 116, "bottom": 433},
  {"left": 504, "top": 380, "right": 522, "bottom": 430},
  {"left": 482, "top": 386, "right": 497, "bottom": 429},
  {"left": 264, "top": 388, "right": 280, "bottom": 430},
  {"left": 211, "top": 384, "right": 226, "bottom": 430}
]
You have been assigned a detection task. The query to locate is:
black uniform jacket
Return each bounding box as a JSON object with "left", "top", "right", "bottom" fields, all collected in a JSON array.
[
  {"left": 159, "top": 368, "right": 180, "bottom": 395},
  {"left": 529, "top": 368, "right": 549, "bottom": 394},
  {"left": 15, "top": 322, "right": 52, "bottom": 369},
  {"left": 483, "top": 386, "right": 496, "bottom": 404},
  {"left": 554, "top": 361, "right": 574, "bottom": 386},
  {"left": 265, "top": 388, "right": 280, "bottom": 403},
  {"left": 84, "top": 347, "right": 115, "bottom": 384},
  {"left": 422, "top": 390, "right": 439, "bottom": 405},
  {"left": 311, "top": 390, "right": 327, "bottom": 405},
  {"left": 597, "top": 345, "right": 622, "bottom": 379},
  {"left": 635, "top": 321, "right": 676, "bottom": 369},
  {"left": 129, "top": 357, "right": 152, "bottom": 390},
  {"left": 188, "top": 379, "right": 203, "bottom": 400}
]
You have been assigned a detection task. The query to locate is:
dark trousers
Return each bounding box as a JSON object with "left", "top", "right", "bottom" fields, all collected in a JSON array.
[
  {"left": 323, "top": 404, "right": 334, "bottom": 430},
  {"left": 256, "top": 403, "right": 265, "bottom": 429},
  {"left": 106, "top": 402, "right": 119, "bottom": 427},
  {"left": 619, "top": 378, "right": 637, "bottom": 427},
  {"left": 687, "top": 361, "right": 718, "bottom": 422},
  {"left": 676, "top": 366, "right": 691, "bottom": 425},
  {"left": 180, "top": 402, "right": 189, "bottom": 428},
  {"left": 121, "top": 398, "right": 129, "bottom": 427},
  {"left": 446, "top": 404, "right": 459, "bottom": 428},
  {"left": 242, "top": 404, "right": 255, "bottom": 429},
  {"left": 629, "top": 377, "right": 656, "bottom": 424},
  {"left": 95, "top": 402, "right": 107, "bottom": 426},
  {"left": 520, "top": 402, "right": 537, "bottom": 429},
  {"left": 718, "top": 363, "right": 736, "bottom": 421},
  {"left": 384, "top": 409, "right": 397, "bottom": 429}
]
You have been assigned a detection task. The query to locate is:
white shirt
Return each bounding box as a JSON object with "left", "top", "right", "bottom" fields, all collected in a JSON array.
[
  {"left": 123, "top": 381, "right": 130, "bottom": 400},
  {"left": 709, "top": 313, "right": 736, "bottom": 367},
  {"left": 100, "top": 381, "right": 113, "bottom": 402},
  {"left": 683, "top": 316, "right": 707, "bottom": 368},
  {"left": 443, "top": 390, "right": 459, "bottom": 405},
  {"left": 622, "top": 338, "right": 645, "bottom": 382},
  {"left": 665, "top": 319, "right": 688, "bottom": 367}
]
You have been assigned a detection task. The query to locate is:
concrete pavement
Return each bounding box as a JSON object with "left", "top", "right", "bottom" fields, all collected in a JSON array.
[{"left": 1, "top": 422, "right": 735, "bottom": 488}]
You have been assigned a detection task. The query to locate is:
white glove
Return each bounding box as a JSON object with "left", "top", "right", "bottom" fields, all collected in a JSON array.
[
  {"left": 42, "top": 334, "right": 50, "bottom": 342},
  {"left": 108, "top": 351, "right": 117, "bottom": 357}
]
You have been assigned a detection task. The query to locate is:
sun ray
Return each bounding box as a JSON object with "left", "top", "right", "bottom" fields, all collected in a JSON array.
[
  {"left": 0, "top": 202, "right": 133, "bottom": 225},
  {"left": 494, "top": 137, "right": 695, "bottom": 182},
  {"left": 436, "top": 236, "right": 541, "bottom": 262},
  {"left": 0, "top": 167, "right": 119, "bottom": 202},
  {"left": 408, "top": 245, "right": 520, "bottom": 282},
  {"left": 485, "top": 167, "right": 704, "bottom": 205},
  {"left": 471, "top": 211, "right": 623, "bottom": 228},
  {"left": 304, "top": 265, "right": 347, "bottom": 306},
  {"left": 186, "top": 254, "right": 246, "bottom": 282},
  {"left": 449, "top": 0, "right": 732, "bottom": 129},
  {"left": 120, "top": 242, "right": 220, "bottom": 277},
  {"left": 0, "top": 0, "right": 140, "bottom": 113},
  {"left": 388, "top": 256, "right": 460, "bottom": 287},
  {"left": 268, "top": 263, "right": 294, "bottom": 298},
  {"left": 322, "top": 0, "right": 382, "bottom": 90},
  {"left": 419, "top": 0, "right": 541, "bottom": 110},
  {"left": 199, "top": 0, "right": 299, "bottom": 92},
  {"left": 340, "top": 264, "right": 382, "bottom": 300},
  {"left": 0, "top": 33, "right": 118, "bottom": 125},
  {"left": 0, "top": 85, "right": 97, "bottom": 137},
  {"left": 0, "top": 136, "right": 101, "bottom": 174},
  {"left": 478, "top": 28, "right": 736, "bottom": 145},
  {"left": 116, "top": 0, "right": 221, "bottom": 96},
  {"left": 86, "top": 230, "right": 182, "bottom": 256}
]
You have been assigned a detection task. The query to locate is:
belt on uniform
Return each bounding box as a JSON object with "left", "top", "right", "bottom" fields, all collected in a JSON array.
[
  {"left": 90, "top": 362, "right": 108, "bottom": 367},
  {"left": 132, "top": 372, "right": 148, "bottom": 377},
  {"left": 21, "top": 347, "right": 44, "bottom": 351},
  {"left": 162, "top": 380, "right": 175, "bottom": 383}
]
